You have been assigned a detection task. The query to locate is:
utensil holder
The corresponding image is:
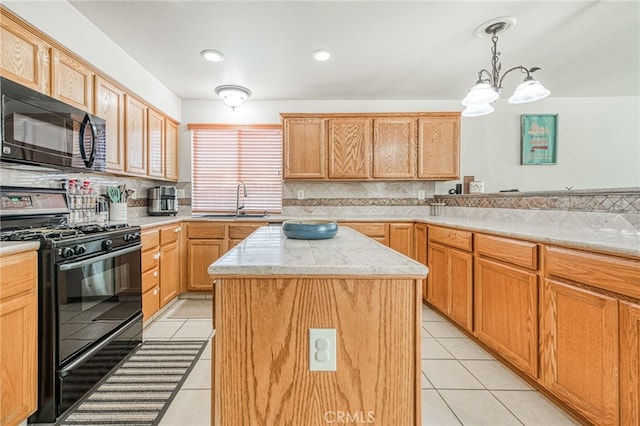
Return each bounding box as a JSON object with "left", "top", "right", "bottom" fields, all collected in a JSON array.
[
  {"left": 430, "top": 202, "right": 445, "bottom": 217},
  {"left": 109, "top": 202, "right": 128, "bottom": 222}
]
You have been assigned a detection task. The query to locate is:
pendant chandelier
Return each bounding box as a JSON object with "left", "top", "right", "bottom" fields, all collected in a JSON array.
[{"left": 462, "top": 18, "right": 550, "bottom": 117}]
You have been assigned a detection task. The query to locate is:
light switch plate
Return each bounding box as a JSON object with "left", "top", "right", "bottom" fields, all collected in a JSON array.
[
  {"left": 418, "top": 190, "right": 426, "bottom": 200},
  {"left": 309, "top": 328, "right": 336, "bottom": 371},
  {"left": 297, "top": 190, "right": 305, "bottom": 200}
]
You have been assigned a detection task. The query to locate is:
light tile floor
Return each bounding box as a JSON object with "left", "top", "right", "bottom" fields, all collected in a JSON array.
[{"left": 145, "top": 299, "right": 579, "bottom": 426}]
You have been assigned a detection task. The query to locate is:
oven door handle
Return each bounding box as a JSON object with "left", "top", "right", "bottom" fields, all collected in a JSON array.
[{"left": 58, "top": 244, "right": 141, "bottom": 271}]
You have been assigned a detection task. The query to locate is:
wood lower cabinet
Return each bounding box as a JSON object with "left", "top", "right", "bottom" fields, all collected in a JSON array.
[
  {"left": 413, "top": 223, "right": 428, "bottom": 301},
  {"left": 0, "top": 10, "right": 51, "bottom": 94},
  {"left": 95, "top": 76, "right": 125, "bottom": 173},
  {"left": 372, "top": 117, "right": 415, "bottom": 179},
  {"left": 187, "top": 223, "right": 226, "bottom": 291},
  {"left": 0, "top": 249, "right": 37, "bottom": 426},
  {"left": 620, "top": 301, "right": 640, "bottom": 426},
  {"left": 159, "top": 224, "right": 182, "bottom": 307},
  {"left": 474, "top": 234, "right": 539, "bottom": 378},
  {"left": 283, "top": 117, "right": 327, "bottom": 179},
  {"left": 341, "top": 222, "right": 387, "bottom": 245},
  {"left": 427, "top": 226, "right": 473, "bottom": 331},
  {"left": 328, "top": 117, "right": 372, "bottom": 179},
  {"left": 141, "top": 228, "right": 160, "bottom": 321},
  {"left": 388, "top": 222, "right": 414, "bottom": 258}
]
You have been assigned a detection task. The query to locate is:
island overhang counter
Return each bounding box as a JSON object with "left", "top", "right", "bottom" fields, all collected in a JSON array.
[{"left": 208, "top": 225, "right": 428, "bottom": 425}]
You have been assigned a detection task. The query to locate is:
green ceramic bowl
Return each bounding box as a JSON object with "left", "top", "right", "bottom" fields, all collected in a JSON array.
[{"left": 281, "top": 220, "right": 338, "bottom": 240}]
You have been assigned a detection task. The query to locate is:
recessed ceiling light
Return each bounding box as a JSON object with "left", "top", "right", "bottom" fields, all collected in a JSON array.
[
  {"left": 200, "top": 49, "right": 224, "bottom": 62},
  {"left": 311, "top": 49, "right": 332, "bottom": 61}
]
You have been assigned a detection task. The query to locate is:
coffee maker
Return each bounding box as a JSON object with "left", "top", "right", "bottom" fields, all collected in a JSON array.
[{"left": 148, "top": 186, "right": 179, "bottom": 216}]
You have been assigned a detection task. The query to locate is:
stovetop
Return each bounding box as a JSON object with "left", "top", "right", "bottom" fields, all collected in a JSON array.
[{"left": 0, "top": 223, "right": 136, "bottom": 242}]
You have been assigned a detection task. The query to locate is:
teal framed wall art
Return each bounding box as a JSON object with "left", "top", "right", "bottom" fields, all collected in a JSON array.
[{"left": 520, "top": 114, "right": 558, "bottom": 165}]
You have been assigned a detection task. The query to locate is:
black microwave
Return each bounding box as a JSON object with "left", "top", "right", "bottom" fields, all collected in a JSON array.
[{"left": 0, "top": 77, "right": 106, "bottom": 172}]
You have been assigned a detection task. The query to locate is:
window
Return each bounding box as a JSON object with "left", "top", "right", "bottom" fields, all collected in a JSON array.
[{"left": 189, "top": 124, "right": 282, "bottom": 214}]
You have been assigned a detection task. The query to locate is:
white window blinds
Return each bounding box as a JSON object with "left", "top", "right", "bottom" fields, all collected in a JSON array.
[{"left": 189, "top": 124, "right": 283, "bottom": 214}]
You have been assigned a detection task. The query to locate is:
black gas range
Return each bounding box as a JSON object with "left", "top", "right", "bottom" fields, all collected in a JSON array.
[{"left": 0, "top": 187, "right": 143, "bottom": 424}]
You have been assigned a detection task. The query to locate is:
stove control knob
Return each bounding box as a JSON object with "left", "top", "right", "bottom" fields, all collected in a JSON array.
[
  {"left": 102, "top": 239, "right": 113, "bottom": 251},
  {"left": 61, "top": 247, "right": 75, "bottom": 258},
  {"left": 74, "top": 245, "right": 87, "bottom": 255},
  {"left": 124, "top": 233, "right": 140, "bottom": 242}
]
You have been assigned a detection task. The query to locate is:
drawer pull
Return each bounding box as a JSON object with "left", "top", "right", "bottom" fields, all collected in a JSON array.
[
  {"left": 154, "top": 253, "right": 160, "bottom": 260},
  {"left": 175, "top": 226, "right": 182, "bottom": 233},
  {"left": 153, "top": 271, "right": 158, "bottom": 277}
]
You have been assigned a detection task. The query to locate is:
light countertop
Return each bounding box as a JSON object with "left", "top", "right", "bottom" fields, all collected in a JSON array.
[
  {"left": 208, "top": 225, "right": 429, "bottom": 278},
  {"left": 0, "top": 241, "right": 40, "bottom": 256}
]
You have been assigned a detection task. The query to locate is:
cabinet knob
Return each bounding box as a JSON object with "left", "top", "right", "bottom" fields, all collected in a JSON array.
[
  {"left": 175, "top": 226, "right": 181, "bottom": 233},
  {"left": 154, "top": 253, "right": 160, "bottom": 259},
  {"left": 153, "top": 271, "right": 158, "bottom": 277},
  {"left": 153, "top": 288, "right": 158, "bottom": 295}
]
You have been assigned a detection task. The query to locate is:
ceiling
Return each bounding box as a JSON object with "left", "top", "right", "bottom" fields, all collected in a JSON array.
[{"left": 67, "top": 1, "right": 639, "bottom": 102}]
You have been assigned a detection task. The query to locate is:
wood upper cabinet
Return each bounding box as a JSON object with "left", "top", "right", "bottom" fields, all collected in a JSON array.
[
  {"left": 124, "top": 95, "right": 147, "bottom": 176},
  {"left": 94, "top": 76, "right": 125, "bottom": 172},
  {"left": 0, "top": 11, "right": 51, "bottom": 94},
  {"left": 620, "top": 300, "right": 640, "bottom": 426},
  {"left": 165, "top": 120, "right": 179, "bottom": 181},
  {"left": 328, "top": 117, "right": 372, "bottom": 179},
  {"left": 418, "top": 116, "right": 460, "bottom": 180},
  {"left": 51, "top": 48, "right": 93, "bottom": 113},
  {"left": 147, "top": 108, "right": 166, "bottom": 179},
  {"left": 283, "top": 117, "right": 327, "bottom": 179},
  {"left": 427, "top": 226, "right": 473, "bottom": 331},
  {"left": 372, "top": 118, "right": 416, "bottom": 179},
  {"left": 0, "top": 249, "right": 37, "bottom": 426}
]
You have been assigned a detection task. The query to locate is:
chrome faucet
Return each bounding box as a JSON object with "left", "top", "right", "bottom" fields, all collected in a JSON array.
[{"left": 235, "top": 182, "right": 247, "bottom": 216}]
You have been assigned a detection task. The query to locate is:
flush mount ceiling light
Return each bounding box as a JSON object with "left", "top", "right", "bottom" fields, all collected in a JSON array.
[
  {"left": 214, "top": 85, "right": 252, "bottom": 110},
  {"left": 462, "top": 17, "right": 550, "bottom": 117},
  {"left": 200, "top": 49, "right": 224, "bottom": 62},
  {"left": 311, "top": 49, "right": 332, "bottom": 61}
]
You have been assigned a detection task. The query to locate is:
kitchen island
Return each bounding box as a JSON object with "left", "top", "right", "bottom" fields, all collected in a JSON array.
[{"left": 208, "top": 225, "right": 428, "bottom": 425}]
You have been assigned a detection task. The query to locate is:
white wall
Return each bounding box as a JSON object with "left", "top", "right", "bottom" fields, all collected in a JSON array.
[
  {"left": 180, "top": 97, "right": 640, "bottom": 193},
  {"left": 3, "top": 0, "right": 182, "bottom": 121}
]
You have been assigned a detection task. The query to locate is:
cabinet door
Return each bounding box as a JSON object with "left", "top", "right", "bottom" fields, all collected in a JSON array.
[
  {"left": 475, "top": 258, "right": 538, "bottom": 378},
  {"left": 448, "top": 248, "right": 473, "bottom": 331},
  {"left": 283, "top": 118, "right": 327, "bottom": 179},
  {"left": 0, "top": 13, "right": 51, "bottom": 94},
  {"left": 95, "top": 76, "right": 125, "bottom": 172},
  {"left": 427, "top": 242, "right": 448, "bottom": 313},
  {"left": 188, "top": 240, "right": 224, "bottom": 291},
  {"left": 124, "top": 95, "right": 147, "bottom": 175},
  {"left": 417, "top": 117, "right": 459, "bottom": 180},
  {"left": 541, "top": 279, "right": 619, "bottom": 425},
  {"left": 388, "top": 223, "right": 414, "bottom": 258},
  {"left": 147, "top": 108, "right": 165, "bottom": 178},
  {"left": 620, "top": 301, "right": 640, "bottom": 426},
  {"left": 372, "top": 118, "right": 416, "bottom": 179},
  {"left": 165, "top": 120, "right": 179, "bottom": 181},
  {"left": 414, "top": 224, "right": 428, "bottom": 301},
  {"left": 52, "top": 49, "right": 93, "bottom": 112},
  {"left": 160, "top": 240, "right": 180, "bottom": 307},
  {"left": 328, "top": 118, "right": 371, "bottom": 179}
]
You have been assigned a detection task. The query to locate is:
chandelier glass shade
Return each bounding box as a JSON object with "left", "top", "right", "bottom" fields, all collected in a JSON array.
[
  {"left": 215, "top": 85, "right": 252, "bottom": 110},
  {"left": 462, "top": 21, "right": 550, "bottom": 117}
]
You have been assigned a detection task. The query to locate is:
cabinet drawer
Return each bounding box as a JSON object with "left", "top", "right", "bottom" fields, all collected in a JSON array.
[
  {"left": 476, "top": 234, "right": 538, "bottom": 270},
  {"left": 142, "top": 267, "right": 159, "bottom": 293},
  {"left": 160, "top": 224, "right": 181, "bottom": 245},
  {"left": 188, "top": 223, "right": 226, "bottom": 239},
  {"left": 228, "top": 224, "right": 264, "bottom": 240},
  {"left": 142, "top": 248, "right": 160, "bottom": 273},
  {"left": 142, "top": 285, "right": 160, "bottom": 321},
  {"left": 141, "top": 228, "right": 159, "bottom": 247},
  {"left": 428, "top": 226, "right": 472, "bottom": 252},
  {"left": 0, "top": 250, "right": 37, "bottom": 300},
  {"left": 544, "top": 246, "right": 640, "bottom": 299},
  {"left": 342, "top": 222, "right": 387, "bottom": 238}
]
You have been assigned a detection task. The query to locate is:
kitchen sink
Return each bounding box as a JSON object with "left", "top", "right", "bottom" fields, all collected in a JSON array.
[{"left": 194, "top": 213, "right": 270, "bottom": 219}]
